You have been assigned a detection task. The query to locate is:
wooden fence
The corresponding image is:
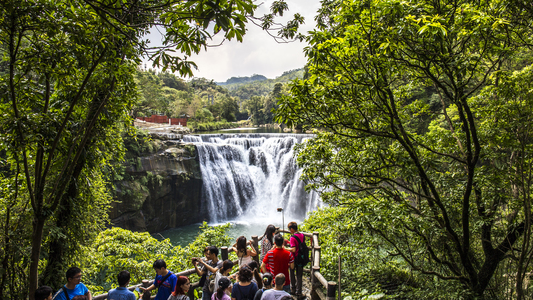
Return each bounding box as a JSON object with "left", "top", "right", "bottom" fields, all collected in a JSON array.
[
  {"left": 136, "top": 115, "right": 188, "bottom": 126},
  {"left": 94, "top": 229, "right": 336, "bottom": 300}
]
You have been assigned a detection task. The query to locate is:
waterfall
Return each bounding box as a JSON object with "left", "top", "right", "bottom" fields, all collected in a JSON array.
[{"left": 183, "top": 133, "right": 320, "bottom": 224}]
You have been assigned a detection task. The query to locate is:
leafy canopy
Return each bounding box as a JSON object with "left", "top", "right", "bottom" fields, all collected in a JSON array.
[{"left": 276, "top": 0, "right": 533, "bottom": 298}]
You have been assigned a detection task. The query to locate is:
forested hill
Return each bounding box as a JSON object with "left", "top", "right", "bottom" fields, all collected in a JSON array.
[
  {"left": 217, "top": 74, "right": 267, "bottom": 85},
  {"left": 220, "top": 68, "right": 304, "bottom": 101}
]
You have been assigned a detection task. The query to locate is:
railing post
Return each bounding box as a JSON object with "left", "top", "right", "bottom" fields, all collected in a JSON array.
[
  {"left": 252, "top": 235, "right": 259, "bottom": 265},
  {"left": 142, "top": 280, "right": 151, "bottom": 300},
  {"left": 327, "top": 282, "right": 337, "bottom": 300},
  {"left": 314, "top": 246, "right": 321, "bottom": 272},
  {"left": 189, "top": 282, "right": 200, "bottom": 300},
  {"left": 221, "top": 246, "right": 228, "bottom": 261},
  {"left": 311, "top": 266, "right": 320, "bottom": 300}
]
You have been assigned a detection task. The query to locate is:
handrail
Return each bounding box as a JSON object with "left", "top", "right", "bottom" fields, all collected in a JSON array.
[{"left": 94, "top": 230, "right": 336, "bottom": 300}]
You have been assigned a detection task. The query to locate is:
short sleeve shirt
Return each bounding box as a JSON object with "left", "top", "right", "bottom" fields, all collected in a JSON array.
[
  {"left": 231, "top": 282, "right": 258, "bottom": 300},
  {"left": 201, "top": 260, "right": 223, "bottom": 292},
  {"left": 154, "top": 271, "right": 178, "bottom": 300},
  {"left": 211, "top": 292, "right": 231, "bottom": 300},
  {"left": 289, "top": 233, "right": 305, "bottom": 259},
  {"left": 52, "top": 283, "right": 89, "bottom": 300},
  {"left": 260, "top": 289, "right": 290, "bottom": 300},
  {"left": 262, "top": 248, "right": 293, "bottom": 286},
  {"left": 107, "top": 286, "right": 136, "bottom": 300}
]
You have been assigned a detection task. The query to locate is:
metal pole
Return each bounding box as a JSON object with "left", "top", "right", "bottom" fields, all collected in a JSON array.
[
  {"left": 338, "top": 256, "right": 341, "bottom": 300},
  {"left": 277, "top": 208, "right": 284, "bottom": 230}
]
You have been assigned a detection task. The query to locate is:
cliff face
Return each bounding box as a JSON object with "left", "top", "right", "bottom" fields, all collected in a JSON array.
[{"left": 109, "top": 141, "right": 207, "bottom": 233}]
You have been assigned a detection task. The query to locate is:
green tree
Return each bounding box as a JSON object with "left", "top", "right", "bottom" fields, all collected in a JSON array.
[
  {"left": 195, "top": 107, "right": 214, "bottom": 122},
  {"left": 158, "top": 71, "right": 189, "bottom": 91},
  {"left": 0, "top": 0, "right": 272, "bottom": 298},
  {"left": 217, "top": 95, "right": 239, "bottom": 122},
  {"left": 276, "top": 0, "right": 533, "bottom": 298},
  {"left": 243, "top": 96, "right": 265, "bottom": 125},
  {"left": 135, "top": 69, "right": 166, "bottom": 116}
]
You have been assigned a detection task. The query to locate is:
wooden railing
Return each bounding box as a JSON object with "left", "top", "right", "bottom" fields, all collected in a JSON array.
[{"left": 94, "top": 230, "right": 336, "bottom": 300}]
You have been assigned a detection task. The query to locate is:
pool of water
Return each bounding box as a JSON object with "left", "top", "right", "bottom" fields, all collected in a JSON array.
[{"left": 154, "top": 218, "right": 289, "bottom": 247}]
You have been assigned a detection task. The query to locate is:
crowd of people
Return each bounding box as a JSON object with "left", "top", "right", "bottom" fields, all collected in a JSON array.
[{"left": 34, "top": 222, "right": 309, "bottom": 300}]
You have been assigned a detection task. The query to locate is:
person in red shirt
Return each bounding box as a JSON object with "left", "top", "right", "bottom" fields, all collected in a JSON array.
[{"left": 260, "top": 234, "right": 294, "bottom": 293}]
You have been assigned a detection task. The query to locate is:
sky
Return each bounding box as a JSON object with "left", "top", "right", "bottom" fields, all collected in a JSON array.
[{"left": 143, "top": 0, "right": 322, "bottom": 83}]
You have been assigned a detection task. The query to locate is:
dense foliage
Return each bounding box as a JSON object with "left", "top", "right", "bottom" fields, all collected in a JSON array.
[
  {"left": 77, "top": 223, "right": 233, "bottom": 296},
  {"left": 0, "top": 0, "right": 306, "bottom": 298},
  {"left": 277, "top": 0, "right": 533, "bottom": 298},
  {"left": 302, "top": 207, "right": 471, "bottom": 300},
  {"left": 133, "top": 68, "right": 303, "bottom": 127},
  {"left": 134, "top": 69, "right": 243, "bottom": 122}
]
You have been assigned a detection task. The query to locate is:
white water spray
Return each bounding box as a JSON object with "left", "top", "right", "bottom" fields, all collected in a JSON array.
[{"left": 183, "top": 133, "right": 320, "bottom": 224}]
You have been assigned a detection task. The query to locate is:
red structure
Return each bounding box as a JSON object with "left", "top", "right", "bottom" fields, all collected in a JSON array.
[{"left": 137, "top": 115, "right": 188, "bottom": 126}]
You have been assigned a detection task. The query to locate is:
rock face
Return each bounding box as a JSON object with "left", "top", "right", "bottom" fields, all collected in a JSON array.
[{"left": 109, "top": 142, "right": 206, "bottom": 233}]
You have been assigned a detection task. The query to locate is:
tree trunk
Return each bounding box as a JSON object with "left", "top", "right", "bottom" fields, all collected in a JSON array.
[
  {"left": 28, "top": 215, "right": 46, "bottom": 300},
  {"left": 41, "top": 161, "right": 85, "bottom": 289}
]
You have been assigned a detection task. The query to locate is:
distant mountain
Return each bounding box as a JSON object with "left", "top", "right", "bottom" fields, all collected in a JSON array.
[
  {"left": 218, "top": 74, "right": 268, "bottom": 85},
  {"left": 219, "top": 68, "right": 304, "bottom": 101}
]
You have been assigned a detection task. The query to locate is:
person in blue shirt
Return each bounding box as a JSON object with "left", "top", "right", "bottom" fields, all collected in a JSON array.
[
  {"left": 140, "top": 259, "right": 178, "bottom": 300},
  {"left": 108, "top": 270, "right": 136, "bottom": 300},
  {"left": 52, "top": 267, "right": 92, "bottom": 300}
]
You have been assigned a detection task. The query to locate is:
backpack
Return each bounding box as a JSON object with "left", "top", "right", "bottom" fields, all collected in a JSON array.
[{"left": 292, "top": 234, "right": 310, "bottom": 267}]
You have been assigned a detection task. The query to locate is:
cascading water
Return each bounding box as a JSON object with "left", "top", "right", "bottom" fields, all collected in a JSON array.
[{"left": 183, "top": 133, "right": 321, "bottom": 224}]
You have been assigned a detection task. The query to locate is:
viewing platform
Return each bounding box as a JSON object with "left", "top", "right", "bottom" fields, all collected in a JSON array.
[{"left": 93, "top": 229, "right": 338, "bottom": 300}]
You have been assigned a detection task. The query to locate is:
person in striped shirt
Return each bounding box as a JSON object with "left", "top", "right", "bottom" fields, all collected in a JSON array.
[{"left": 260, "top": 234, "right": 294, "bottom": 293}]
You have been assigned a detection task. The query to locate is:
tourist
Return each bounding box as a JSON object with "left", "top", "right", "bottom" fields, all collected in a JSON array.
[
  {"left": 140, "top": 259, "right": 177, "bottom": 300},
  {"left": 259, "top": 274, "right": 290, "bottom": 300},
  {"left": 211, "top": 277, "right": 232, "bottom": 300},
  {"left": 260, "top": 225, "right": 276, "bottom": 262},
  {"left": 231, "top": 267, "right": 258, "bottom": 300},
  {"left": 108, "top": 270, "right": 136, "bottom": 300},
  {"left": 260, "top": 234, "right": 294, "bottom": 293},
  {"left": 230, "top": 236, "right": 257, "bottom": 268},
  {"left": 35, "top": 286, "right": 53, "bottom": 300},
  {"left": 253, "top": 273, "right": 273, "bottom": 300},
  {"left": 246, "top": 261, "right": 263, "bottom": 288},
  {"left": 168, "top": 276, "right": 191, "bottom": 300},
  {"left": 212, "top": 260, "right": 234, "bottom": 293},
  {"left": 52, "top": 267, "right": 92, "bottom": 300},
  {"left": 193, "top": 246, "right": 223, "bottom": 300},
  {"left": 285, "top": 222, "right": 305, "bottom": 297}
]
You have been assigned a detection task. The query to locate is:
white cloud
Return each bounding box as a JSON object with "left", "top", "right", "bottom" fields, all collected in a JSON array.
[{"left": 142, "top": 0, "right": 321, "bottom": 82}]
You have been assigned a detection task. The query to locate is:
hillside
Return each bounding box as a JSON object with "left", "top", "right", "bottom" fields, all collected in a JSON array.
[
  {"left": 217, "top": 74, "right": 267, "bottom": 85},
  {"left": 220, "top": 68, "right": 304, "bottom": 101}
]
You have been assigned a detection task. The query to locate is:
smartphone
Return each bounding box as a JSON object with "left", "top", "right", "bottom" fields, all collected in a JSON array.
[{"left": 135, "top": 287, "right": 141, "bottom": 293}]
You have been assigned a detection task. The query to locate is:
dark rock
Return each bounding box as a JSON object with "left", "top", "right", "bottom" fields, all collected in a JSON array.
[{"left": 109, "top": 143, "right": 205, "bottom": 233}]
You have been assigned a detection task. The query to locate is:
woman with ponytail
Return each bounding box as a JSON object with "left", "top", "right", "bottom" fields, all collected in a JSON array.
[
  {"left": 168, "top": 276, "right": 190, "bottom": 300},
  {"left": 212, "top": 260, "right": 234, "bottom": 293},
  {"left": 212, "top": 277, "right": 232, "bottom": 300},
  {"left": 253, "top": 272, "right": 273, "bottom": 300}
]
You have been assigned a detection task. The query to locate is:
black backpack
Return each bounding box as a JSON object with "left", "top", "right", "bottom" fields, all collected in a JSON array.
[{"left": 292, "top": 234, "right": 310, "bottom": 267}]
